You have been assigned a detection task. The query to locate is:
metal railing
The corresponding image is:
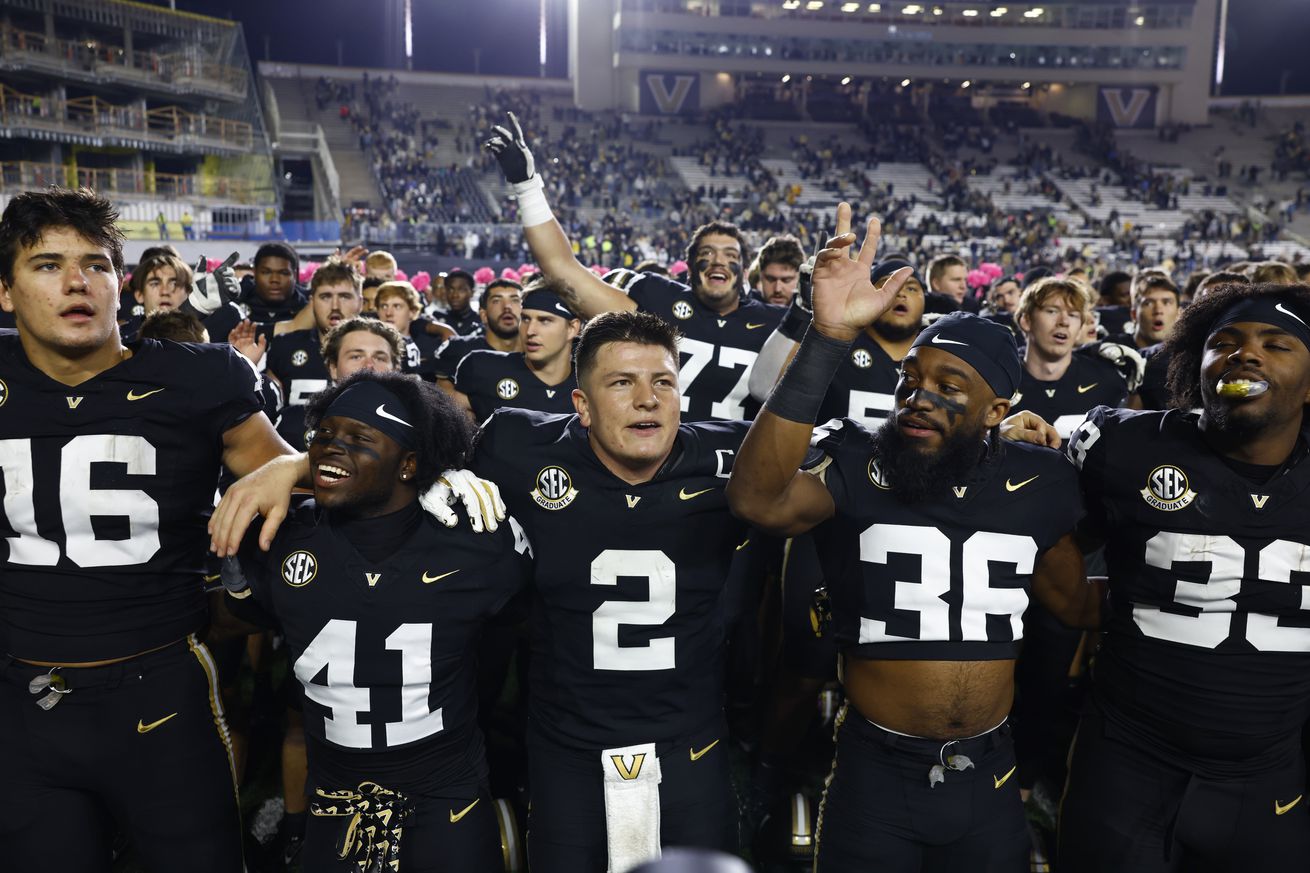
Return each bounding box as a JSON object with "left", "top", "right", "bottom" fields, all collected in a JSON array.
[{"left": 0, "top": 161, "right": 259, "bottom": 204}]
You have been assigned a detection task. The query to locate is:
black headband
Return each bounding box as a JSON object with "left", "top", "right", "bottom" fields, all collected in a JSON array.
[
  {"left": 522, "top": 289, "right": 577, "bottom": 319},
  {"left": 1209, "top": 296, "right": 1310, "bottom": 353},
  {"left": 322, "top": 380, "right": 417, "bottom": 449},
  {"left": 910, "top": 311, "right": 1022, "bottom": 399}
]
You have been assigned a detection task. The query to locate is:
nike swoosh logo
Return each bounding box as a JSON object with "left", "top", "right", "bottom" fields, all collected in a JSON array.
[
  {"left": 375, "top": 403, "right": 413, "bottom": 427},
  {"left": 746, "top": 323, "right": 766, "bottom": 329},
  {"left": 450, "top": 799, "right": 480, "bottom": 823},
  {"left": 679, "top": 487, "right": 713, "bottom": 501},
  {"left": 1005, "top": 475, "right": 1039, "bottom": 492},
  {"left": 127, "top": 387, "right": 165, "bottom": 401},
  {"left": 1275, "top": 795, "right": 1303, "bottom": 816},
  {"left": 1077, "top": 383, "right": 1098, "bottom": 394},
  {"left": 931, "top": 335, "right": 968, "bottom": 346},
  {"left": 690, "top": 739, "right": 720, "bottom": 761},
  {"left": 993, "top": 765, "right": 1016, "bottom": 789},
  {"left": 422, "top": 570, "right": 459, "bottom": 584},
  {"left": 1276, "top": 303, "right": 1307, "bottom": 327},
  {"left": 137, "top": 712, "right": 178, "bottom": 734}
]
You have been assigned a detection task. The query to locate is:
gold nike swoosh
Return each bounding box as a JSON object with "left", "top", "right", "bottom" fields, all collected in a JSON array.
[
  {"left": 422, "top": 570, "right": 460, "bottom": 584},
  {"left": 127, "top": 387, "right": 166, "bottom": 401},
  {"left": 746, "top": 323, "right": 766, "bottom": 329},
  {"left": 1275, "top": 795, "right": 1303, "bottom": 816},
  {"left": 1005, "top": 475, "right": 1039, "bottom": 492},
  {"left": 735, "top": 538, "right": 750, "bottom": 551},
  {"left": 137, "top": 712, "right": 178, "bottom": 734},
  {"left": 679, "top": 487, "right": 713, "bottom": 501},
  {"left": 1077, "top": 383, "right": 1098, "bottom": 394},
  {"left": 690, "top": 739, "right": 720, "bottom": 761},
  {"left": 450, "top": 799, "right": 480, "bottom": 823},
  {"left": 993, "top": 765, "right": 1017, "bottom": 789}
]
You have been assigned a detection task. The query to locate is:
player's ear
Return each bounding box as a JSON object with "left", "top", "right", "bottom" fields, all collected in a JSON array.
[
  {"left": 327, "top": 361, "right": 339, "bottom": 382},
  {"left": 572, "top": 387, "right": 591, "bottom": 427},
  {"left": 399, "top": 452, "right": 418, "bottom": 484},
  {"left": 1016, "top": 311, "right": 1029, "bottom": 334},
  {"left": 0, "top": 278, "right": 12, "bottom": 313},
  {"left": 984, "top": 397, "right": 1011, "bottom": 429},
  {"left": 567, "top": 318, "right": 581, "bottom": 342}
]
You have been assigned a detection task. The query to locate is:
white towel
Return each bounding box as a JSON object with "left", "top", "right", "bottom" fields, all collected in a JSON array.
[{"left": 601, "top": 741, "right": 662, "bottom": 873}]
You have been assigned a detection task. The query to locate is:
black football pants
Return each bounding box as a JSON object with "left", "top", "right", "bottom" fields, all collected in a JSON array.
[
  {"left": 814, "top": 706, "right": 1029, "bottom": 873},
  {"left": 1058, "top": 695, "right": 1310, "bottom": 873},
  {"left": 526, "top": 722, "right": 737, "bottom": 873},
  {"left": 0, "top": 637, "right": 243, "bottom": 873}
]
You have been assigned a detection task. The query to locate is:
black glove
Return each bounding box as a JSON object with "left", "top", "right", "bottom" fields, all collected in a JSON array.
[
  {"left": 187, "top": 252, "right": 242, "bottom": 317},
  {"left": 484, "top": 111, "right": 536, "bottom": 184},
  {"left": 795, "top": 239, "right": 821, "bottom": 313}
]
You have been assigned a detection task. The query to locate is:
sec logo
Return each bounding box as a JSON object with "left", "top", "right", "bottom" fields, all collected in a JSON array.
[
  {"left": 851, "top": 348, "right": 873, "bottom": 369},
  {"left": 0, "top": 377, "right": 8, "bottom": 408},
  {"left": 531, "top": 465, "right": 579, "bottom": 511},
  {"left": 672, "top": 300, "right": 694, "bottom": 320},
  {"left": 1140, "top": 464, "right": 1196, "bottom": 511},
  {"left": 867, "top": 457, "right": 890, "bottom": 490},
  {"left": 496, "top": 378, "right": 520, "bottom": 400},
  {"left": 281, "top": 550, "right": 318, "bottom": 587},
  {"left": 291, "top": 350, "right": 309, "bottom": 367}
]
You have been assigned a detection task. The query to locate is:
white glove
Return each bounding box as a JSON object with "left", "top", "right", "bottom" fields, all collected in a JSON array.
[
  {"left": 188, "top": 251, "right": 242, "bottom": 317},
  {"left": 420, "top": 469, "right": 507, "bottom": 533},
  {"left": 1093, "top": 341, "right": 1146, "bottom": 393}
]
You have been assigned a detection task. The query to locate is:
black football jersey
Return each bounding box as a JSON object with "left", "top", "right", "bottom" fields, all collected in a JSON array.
[
  {"left": 1010, "top": 353, "right": 1127, "bottom": 439},
  {"left": 443, "top": 309, "right": 483, "bottom": 337},
  {"left": 816, "top": 332, "right": 902, "bottom": 426},
  {"left": 266, "top": 328, "right": 329, "bottom": 449},
  {"left": 1136, "top": 343, "right": 1172, "bottom": 410},
  {"left": 433, "top": 335, "right": 491, "bottom": 381},
  {"left": 811, "top": 418, "right": 1082, "bottom": 661},
  {"left": 455, "top": 351, "right": 577, "bottom": 423},
  {"left": 1068, "top": 406, "right": 1310, "bottom": 754},
  {"left": 233, "top": 502, "right": 532, "bottom": 795},
  {"left": 473, "top": 408, "right": 749, "bottom": 750},
  {"left": 0, "top": 334, "right": 262, "bottom": 661},
  {"left": 608, "top": 270, "right": 785, "bottom": 421}
]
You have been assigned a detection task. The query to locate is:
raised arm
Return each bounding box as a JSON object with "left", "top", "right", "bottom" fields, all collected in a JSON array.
[
  {"left": 727, "top": 204, "right": 910, "bottom": 536},
  {"left": 484, "top": 112, "right": 635, "bottom": 318}
]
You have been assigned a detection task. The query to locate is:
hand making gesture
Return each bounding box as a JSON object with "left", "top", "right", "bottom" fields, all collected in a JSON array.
[{"left": 810, "top": 202, "right": 912, "bottom": 343}]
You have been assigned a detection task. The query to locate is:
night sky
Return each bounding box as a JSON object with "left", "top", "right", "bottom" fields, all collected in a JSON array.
[{"left": 173, "top": 0, "right": 1308, "bottom": 96}]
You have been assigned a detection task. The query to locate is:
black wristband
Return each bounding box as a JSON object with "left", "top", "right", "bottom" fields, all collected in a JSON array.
[
  {"left": 779, "top": 296, "right": 813, "bottom": 342},
  {"left": 765, "top": 328, "right": 852, "bottom": 424}
]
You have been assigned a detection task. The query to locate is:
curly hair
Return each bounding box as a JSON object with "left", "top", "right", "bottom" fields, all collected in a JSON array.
[
  {"left": 304, "top": 370, "right": 474, "bottom": 491},
  {"left": 1164, "top": 281, "right": 1310, "bottom": 410}
]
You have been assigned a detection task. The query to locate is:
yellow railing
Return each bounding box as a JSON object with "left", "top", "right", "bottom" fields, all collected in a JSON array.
[{"left": 0, "top": 161, "right": 257, "bottom": 204}]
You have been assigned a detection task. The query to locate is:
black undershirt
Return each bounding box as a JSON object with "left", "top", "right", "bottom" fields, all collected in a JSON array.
[
  {"left": 330, "top": 500, "right": 423, "bottom": 563},
  {"left": 1218, "top": 438, "right": 1306, "bottom": 486}
]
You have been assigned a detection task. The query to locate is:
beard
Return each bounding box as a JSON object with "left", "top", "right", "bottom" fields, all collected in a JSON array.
[
  {"left": 872, "top": 318, "right": 919, "bottom": 343},
  {"left": 869, "top": 415, "right": 989, "bottom": 504},
  {"left": 1203, "top": 393, "right": 1280, "bottom": 439},
  {"left": 488, "top": 320, "right": 519, "bottom": 341}
]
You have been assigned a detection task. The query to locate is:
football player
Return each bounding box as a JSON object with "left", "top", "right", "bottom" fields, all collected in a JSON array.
[
  {"left": 485, "top": 112, "right": 784, "bottom": 422},
  {"left": 321, "top": 316, "right": 406, "bottom": 381},
  {"left": 1057, "top": 282, "right": 1310, "bottom": 872},
  {"left": 753, "top": 235, "right": 804, "bottom": 306},
  {"left": 252, "top": 259, "right": 363, "bottom": 449},
  {"left": 442, "top": 269, "right": 483, "bottom": 337},
  {"left": 0, "top": 188, "right": 296, "bottom": 872},
  {"left": 222, "top": 371, "right": 531, "bottom": 872},
  {"left": 433, "top": 278, "right": 524, "bottom": 386},
  {"left": 726, "top": 204, "right": 1099, "bottom": 872},
  {"left": 375, "top": 280, "right": 444, "bottom": 377},
  {"left": 1112, "top": 270, "right": 1180, "bottom": 350},
  {"left": 452, "top": 280, "right": 581, "bottom": 422}
]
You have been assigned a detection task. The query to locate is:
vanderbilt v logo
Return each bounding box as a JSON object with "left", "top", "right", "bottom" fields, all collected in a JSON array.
[
  {"left": 1251, "top": 494, "right": 1271, "bottom": 509},
  {"left": 365, "top": 572, "right": 381, "bottom": 587},
  {"left": 66, "top": 396, "right": 83, "bottom": 409},
  {"left": 952, "top": 486, "right": 968, "bottom": 499},
  {"left": 645, "top": 74, "right": 695, "bottom": 114},
  {"left": 625, "top": 495, "right": 641, "bottom": 508},
  {"left": 1103, "top": 88, "right": 1152, "bottom": 126},
  {"left": 610, "top": 752, "right": 646, "bottom": 781}
]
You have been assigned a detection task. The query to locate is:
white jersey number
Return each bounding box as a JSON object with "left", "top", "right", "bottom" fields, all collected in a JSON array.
[
  {"left": 591, "top": 549, "right": 677, "bottom": 671},
  {"left": 295, "top": 619, "right": 444, "bottom": 749},
  {"left": 677, "top": 338, "right": 757, "bottom": 420},
  {"left": 0, "top": 435, "right": 160, "bottom": 567}
]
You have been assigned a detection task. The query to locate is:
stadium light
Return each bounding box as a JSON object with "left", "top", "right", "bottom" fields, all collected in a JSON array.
[
  {"left": 1023, "top": 8, "right": 1043, "bottom": 17},
  {"left": 901, "top": 78, "right": 911, "bottom": 87},
  {"left": 841, "top": 76, "right": 852, "bottom": 85},
  {"left": 962, "top": 8, "right": 978, "bottom": 16},
  {"left": 1134, "top": 15, "right": 1145, "bottom": 25},
  {"left": 806, "top": 0, "right": 823, "bottom": 8},
  {"left": 781, "top": 74, "right": 791, "bottom": 82},
  {"left": 961, "top": 80, "right": 971, "bottom": 88},
  {"left": 867, "top": 2, "right": 881, "bottom": 9},
  {"left": 782, "top": 0, "right": 800, "bottom": 7},
  {"left": 842, "top": 1, "right": 860, "bottom": 10},
  {"left": 932, "top": 6, "right": 943, "bottom": 14},
  {"left": 990, "top": 7, "right": 1008, "bottom": 17},
  {"left": 902, "top": 4, "right": 922, "bottom": 13},
  {"left": 1022, "top": 81, "right": 1031, "bottom": 89}
]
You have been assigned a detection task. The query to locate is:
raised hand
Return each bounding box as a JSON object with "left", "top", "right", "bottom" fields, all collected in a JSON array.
[
  {"left": 227, "top": 318, "right": 267, "bottom": 366},
  {"left": 810, "top": 203, "right": 911, "bottom": 343},
  {"left": 188, "top": 251, "right": 242, "bottom": 316},
  {"left": 484, "top": 111, "right": 537, "bottom": 184}
]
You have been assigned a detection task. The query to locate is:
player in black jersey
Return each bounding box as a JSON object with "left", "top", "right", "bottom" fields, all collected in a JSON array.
[
  {"left": 376, "top": 280, "right": 444, "bottom": 377},
  {"left": 485, "top": 112, "right": 784, "bottom": 422},
  {"left": 224, "top": 371, "right": 532, "bottom": 872},
  {"left": 472, "top": 311, "right": 752, "bottom": 873},
  {"left": 442, "top": 269, "right": 484, "bottom": 336},
  {"left": 727, "top": 205, "right": 1099, "bottom": 872},
  {"left": 322, "top": 315, "right": 406, "bottom": 381},
  {"left": 1056, "top": 283, "right": 1310, "bottom": 873},
  {"left": 433, "top": 279, "right": 523, "bottom": 386},
  {"left": 0, "top": 188, "right": 297, "bottom": 872},
  {"left": 453, "top": 282, "right": 580, "bottom": 422},
  {"left": 256, "top": 259, "right": 363, "bottom": 449}
]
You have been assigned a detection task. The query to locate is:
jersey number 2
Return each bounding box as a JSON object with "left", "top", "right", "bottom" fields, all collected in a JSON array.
[{"left": 591, "top": 549, "right": 677, "bottom": 671}]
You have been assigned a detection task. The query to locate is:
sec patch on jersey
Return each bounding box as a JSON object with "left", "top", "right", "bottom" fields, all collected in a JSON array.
[
  {"left": 1140, "top": 464, "right": 1197, "bottom": 511},
  {"left": 532, "top": 465, "right": 579, "bottom": 511},
  {"left": 282, "top": 550, "right": 319, "bottom": 587}
]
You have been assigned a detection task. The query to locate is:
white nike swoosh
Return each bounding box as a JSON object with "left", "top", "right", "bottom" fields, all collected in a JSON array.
[
  {"left": 931, "top": 335, "right": 968, "bottom": 346},
  {"left": 376, "top": 404, "right": 413, "bottom": 427},
  {"left": 1276, "top": 303, "right": 1307, "bottom": 327}
]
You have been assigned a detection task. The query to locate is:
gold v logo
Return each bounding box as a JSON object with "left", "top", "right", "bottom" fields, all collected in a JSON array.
[
  {"left": 365, "top": 572, "right": 381, "bottom": 587},
  {"left": 952, "top": 486, "right": 968, "bottom": 499},
  {"left": 1251, "top": 494, "right": 1271, "bottom": 509},
  {"left": 625, "top": 495, "right": 641, "bottom": 508},
  {"left": 610, "top": 753, "right": 646, "bottom": 781},
  {"left": 546, "top": 389, "right": 556, "bottom": 398},
  {"left": 645, "top": 74, "right": 695, "bottom": 114},
  {"left": 1102, "top": 88, "right": 1153, "bottom": 126},
  {"left": 716, "top": 319, "right": 727, "bottom": 328},
  {"left": 66, "top": 396, "right": 83, "bottom": 409}
]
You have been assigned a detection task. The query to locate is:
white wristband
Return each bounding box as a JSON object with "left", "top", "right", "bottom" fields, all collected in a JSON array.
[{"left": 512, "top": 175, "right": 554, "bottom": 228}]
